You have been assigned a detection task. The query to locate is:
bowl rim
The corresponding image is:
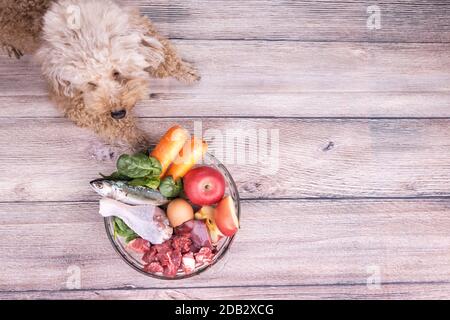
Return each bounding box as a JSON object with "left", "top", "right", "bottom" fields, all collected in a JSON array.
[{"left": 103, "top": 151, "right": 241, "bottom": 280}]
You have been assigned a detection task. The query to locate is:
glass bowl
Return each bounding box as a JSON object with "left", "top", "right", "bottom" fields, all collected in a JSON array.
[{"left": 104, "top": 152, "right": 241, "bottom": 280}]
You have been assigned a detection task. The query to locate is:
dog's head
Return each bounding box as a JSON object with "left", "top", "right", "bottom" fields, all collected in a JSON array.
[{"left": 36, "top": 0, "right": 163, "bottom": 120}]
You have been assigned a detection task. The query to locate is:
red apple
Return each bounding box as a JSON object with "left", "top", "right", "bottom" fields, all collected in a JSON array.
[
  {"left": 184, "top": 166, "right": 225, "bottom": 206},
  {"left": 214, "top": 196, "right": 239, "bottom": 237}
]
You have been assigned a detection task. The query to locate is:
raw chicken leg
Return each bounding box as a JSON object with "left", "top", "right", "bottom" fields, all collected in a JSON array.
[{"left": 99, "top": 198, "right": 173, "bottom": 244}]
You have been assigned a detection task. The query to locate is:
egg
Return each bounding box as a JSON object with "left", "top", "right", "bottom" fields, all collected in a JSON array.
[{"left": 167, "top": 198, "right": 194, "bottom": 228}]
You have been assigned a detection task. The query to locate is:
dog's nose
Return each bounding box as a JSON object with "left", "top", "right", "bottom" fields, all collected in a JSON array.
[{"left": 111, "top": 110, "right": 126, "bottom": 119}]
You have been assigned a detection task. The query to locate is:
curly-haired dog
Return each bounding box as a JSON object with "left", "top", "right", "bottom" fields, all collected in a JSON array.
[{"left": 0, "top": 0, "right": 199, "bottom": 150}]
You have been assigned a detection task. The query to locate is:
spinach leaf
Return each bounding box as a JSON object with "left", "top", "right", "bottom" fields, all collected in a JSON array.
[
  {"left": 113, "top": 220, "right": 129, "bottom": 238},
  {"left": 117, "top": 153, "right": 162, "bottom": 178},
  {"left": 113, "top": 217, "right": 138, "bottom": 243},
  {"left": 159, "top": 176, "right": 183, "bottom": 198},
  {"left": 125, "top": 234, "right": 139, "bottom": 244},
  {"left": 114, "top": 217, "right": 128, "bottom": 232},
  {"left": 100, "top": 171, "right": 131, "bottom": 181},
  {"left": 129, "top": 176, "right": 161, "bottom": 189}
]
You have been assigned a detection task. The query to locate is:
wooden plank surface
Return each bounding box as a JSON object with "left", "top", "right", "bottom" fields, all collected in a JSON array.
[
  {"left": 3, "top": 282, "right": 450, "bottom": 300},
  {"left": 1, "top": 199, "right": 450, "bottom": 298},
  {"left": 121, "top": 0, "right": 450, "bottom": 42},
  {"left": 1, "top": 0, "right": 450, "bottom": 300},
  {"left": 2, "top": 118, "right": 450, "bottom": 201},
  {"left": 1, "top": 41, "right": 450, "bottom": 118}
]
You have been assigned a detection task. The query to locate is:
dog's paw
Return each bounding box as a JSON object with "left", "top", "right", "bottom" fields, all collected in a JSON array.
[
  {"left": 176, "top": 61, "right": 201, "bottom": 84},
  {"left": 2, "top": 44, "right": 23, "bottom": 59}
]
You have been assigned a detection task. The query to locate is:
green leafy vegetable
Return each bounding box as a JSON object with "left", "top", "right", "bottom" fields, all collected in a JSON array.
[
  {"left": 159, "top": 176, "right": 183, "bottom": 198},
  {"left": 125, "top": 234, "right": 139, "bottom": 243},
  {"left": 113, "top": 217, "right": 138, "bottom": 243},
  {"left": 117, "top": 153, "right": 162, "bottom": 178},
  {"left": 114, "top": 217, "right": 128, "bottom": 232},
  {"left": 100, "top": 171, "right": 131, "bottom": 181},
  {"left": 129, "top": 176, "right": 161, "bottom": 189}
]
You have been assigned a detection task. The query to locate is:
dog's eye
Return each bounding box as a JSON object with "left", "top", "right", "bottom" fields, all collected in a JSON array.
[
  {"left": 112, "top": 70, "right": 121, "bottom": 80},
  {"left": 113, "top": 70, "right": 129, "bottom": 84},
  {"left": 88, "top": 82, "right": 97, "bottom": 90}
]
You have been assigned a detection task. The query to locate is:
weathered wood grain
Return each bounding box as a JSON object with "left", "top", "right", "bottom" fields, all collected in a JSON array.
[
  {"left": 1, "top": 118, "right": 450, "bottom": 201},
  {"left": 1, "top": 199, "right": 449, "bottom": 297},
  {"left": 1, "top": 0, "right": 449, "bottom": 300},
  {"left": 3, "top": 282, "right": 450, "bottom": 300},
  {"left": 120, "top": 0, "right": 450, "bottom": 43},
  {"left": 3, "top": 92, "right": 450, "bottom": 119},
  {"left": 1, "top": 41, "right": 450, "bottom": 118}
]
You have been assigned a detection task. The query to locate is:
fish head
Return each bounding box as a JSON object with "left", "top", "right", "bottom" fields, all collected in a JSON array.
[{"left": 90, "top": 179, "right": 113, "bottom": 197}]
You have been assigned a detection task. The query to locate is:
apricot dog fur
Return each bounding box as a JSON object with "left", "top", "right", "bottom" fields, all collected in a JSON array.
[{"left": 0, "top": 0, "right": 199, "bottom": 150}]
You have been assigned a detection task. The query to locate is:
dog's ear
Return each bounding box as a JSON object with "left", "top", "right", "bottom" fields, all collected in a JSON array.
[
  {"left": 44, "top": 70, "right": 75, "bottom": 98},
  {"left": 126, "top": 9, "right": 199, "bottom": 82},
  {"left": 140, "top": 35, "right": 165, "bottom": 70},
  {"left": 126, "top": 8, "right": 165, "bottom": 71},
  {"left": 35, "top": 48, "right": 75, "bottom": 97},
  {"left": 42, "top": 72, "right": 74, "bottom": 97}
]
